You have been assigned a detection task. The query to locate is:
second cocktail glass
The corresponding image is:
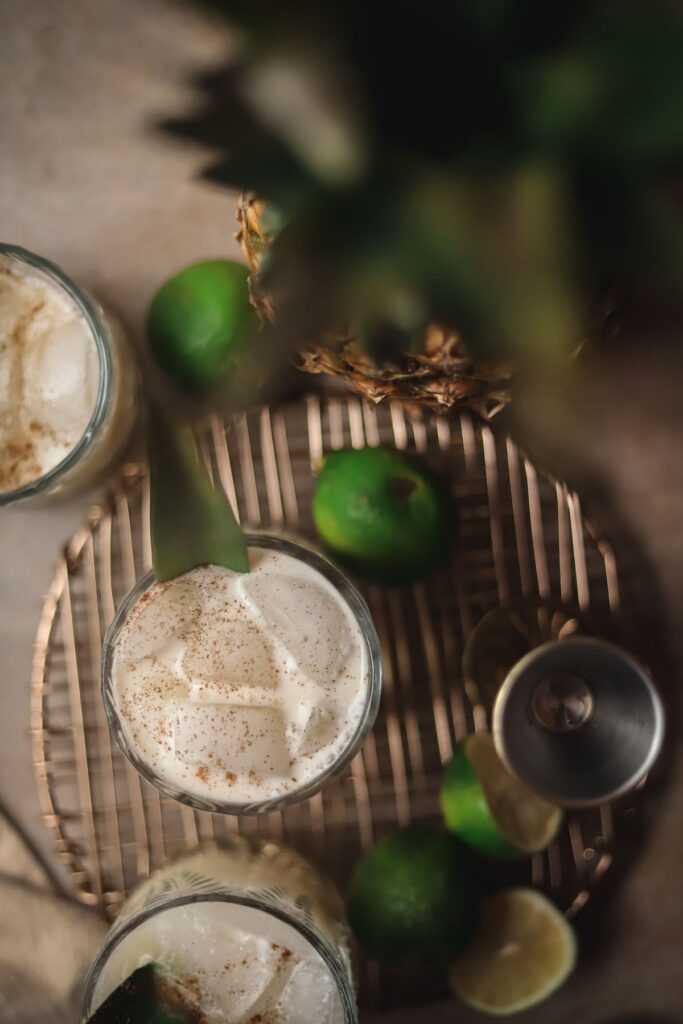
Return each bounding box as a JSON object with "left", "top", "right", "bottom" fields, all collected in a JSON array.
[
  {"left": 0, "top": 244, "right": 138, "bottom": 506},
  {"left": 80, "top": 836, "right": 357, "bottom": 1024},
  {"left": 102, "top": 534, "right": 382, "bottom": 814}
]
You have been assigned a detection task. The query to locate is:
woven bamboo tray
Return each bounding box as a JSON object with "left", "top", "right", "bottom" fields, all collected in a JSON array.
[{"left": 32, "top": 395, "right": 643, "bottom": 1011}]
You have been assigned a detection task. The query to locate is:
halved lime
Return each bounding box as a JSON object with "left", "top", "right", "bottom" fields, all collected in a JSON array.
[
  {"left": 450, "top": 888, "right": 577, "bottom": 1015},
  {"left": 441, "top": 733, "right": 562, "bottom": 858}
]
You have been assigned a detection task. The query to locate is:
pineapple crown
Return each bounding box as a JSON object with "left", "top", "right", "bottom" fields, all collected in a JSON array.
[{"left": 167, "top": 0, "right": 683, "bottom": 363}]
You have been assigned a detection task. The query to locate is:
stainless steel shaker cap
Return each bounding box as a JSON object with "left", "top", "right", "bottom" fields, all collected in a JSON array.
[{"left": 492, "top": 638, "right": 664, "bottom": 807}]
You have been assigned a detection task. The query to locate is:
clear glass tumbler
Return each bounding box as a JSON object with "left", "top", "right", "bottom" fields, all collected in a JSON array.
[
  {"left": 0, "top": 244, "right": 138, "bottom": 506},
  {"left": 101, "top": 534, "right": 383, "bottom": 814},
  {"left": 79, "top": 836, "right": 357, "bottom": 1023}
]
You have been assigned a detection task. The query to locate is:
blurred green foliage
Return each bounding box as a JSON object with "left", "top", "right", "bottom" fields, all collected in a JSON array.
[{"left": 169, "top": 0, "right": 683, "bottom": 363}]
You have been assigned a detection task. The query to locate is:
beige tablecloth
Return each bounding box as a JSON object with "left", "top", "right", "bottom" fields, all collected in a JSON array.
[{"left": 0, "top": 808, "right": 107, "bottom": 1023}]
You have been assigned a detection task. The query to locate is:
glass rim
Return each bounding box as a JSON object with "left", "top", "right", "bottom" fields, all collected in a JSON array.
[
  {"left": 0, "top": 243, "right": 112, "bottom": 506},
  {"left": 101, "top": 533, "right": 383, "bottom": 814},
  {"left": 79, "top": 885, "right": 357, "bottom": 1024}
]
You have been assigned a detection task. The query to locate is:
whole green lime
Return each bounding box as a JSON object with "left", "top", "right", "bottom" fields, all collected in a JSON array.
[
  {"left": 313, "top": 446, "right": 457, "bottom": 584},
  {"left": 146, "top": 260, "right": 257, "bottom": 393},
  {"left": 346, "top": 826, "right": 477, "bottom": 966}
]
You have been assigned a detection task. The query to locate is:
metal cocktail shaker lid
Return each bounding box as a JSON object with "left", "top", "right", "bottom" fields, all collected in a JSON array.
[{"left": 492, "top": 638, "right": 664, "bottom": 807}]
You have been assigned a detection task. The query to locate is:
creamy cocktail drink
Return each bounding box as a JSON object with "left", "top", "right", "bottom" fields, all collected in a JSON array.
[
  {"left": 0, "top": 245, "right": 136, "bottom": 503},
  {"left": 81, "top": 838, "right": 356, "bottom": 1024},
  {"left": 102, "top": 535, "right": 381, "bottom": 812}
]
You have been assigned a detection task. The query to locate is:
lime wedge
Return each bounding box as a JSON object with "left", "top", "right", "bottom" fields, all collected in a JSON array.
[
  {"left": 441, "top": 733, "right": 562, "bottom": 857},
  {"left": 450, "top": 888, "right": 577, "bottom": 1015}
]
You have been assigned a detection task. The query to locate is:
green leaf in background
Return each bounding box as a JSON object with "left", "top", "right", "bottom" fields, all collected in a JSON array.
[
  {"left": 149, "top": 405, "right": 248, "bottom": 582},
  {"left": 164, "top": 0, "right": 683, "bottom": 371}
]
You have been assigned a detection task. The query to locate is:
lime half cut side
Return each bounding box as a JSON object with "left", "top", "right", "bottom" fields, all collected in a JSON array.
[
  {"left": 441, "top": 733, "right": 563, "bottom": 857},
  {"left": 450, "top": 888, "right": 577, "bottom": 1016}
]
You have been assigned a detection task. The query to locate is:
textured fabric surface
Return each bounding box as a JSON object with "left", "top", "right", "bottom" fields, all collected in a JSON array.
[{"left": 0, "top": 809, "right": 107, "bottom": 1023}]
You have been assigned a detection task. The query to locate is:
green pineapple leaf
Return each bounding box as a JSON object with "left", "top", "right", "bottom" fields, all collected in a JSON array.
[
  {"left": 149, "top": 404, "right": 248, "bottom": 582},
  {"left": 86, "top": 964, "right": 202, "bottom": 1024}
]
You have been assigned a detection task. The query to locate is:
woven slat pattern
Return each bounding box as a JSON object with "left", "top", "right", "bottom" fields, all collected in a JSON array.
[{"left": 32, "top": 397, "right": 640, "bottom": 1010}]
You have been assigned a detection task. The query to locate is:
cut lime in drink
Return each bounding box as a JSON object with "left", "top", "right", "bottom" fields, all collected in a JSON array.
[
  {"left": 450, "top": 888, "right": 577, "bottom": 1015},
  {"left": 441, "top": 733, "right": 562, "bottom": 858}
]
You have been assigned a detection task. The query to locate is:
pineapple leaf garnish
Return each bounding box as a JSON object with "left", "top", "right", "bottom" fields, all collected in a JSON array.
[
  {"left": 149, "top": 404, "right": 248, "bottom": 582},
  {"left": 86, "top": 964, "right": 203, "bottom": 1024}
]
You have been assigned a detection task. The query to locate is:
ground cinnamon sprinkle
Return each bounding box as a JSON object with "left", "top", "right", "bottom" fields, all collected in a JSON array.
[
  {"left": 0, "top": 414, "right": 60, "bottom": 492},
  {"left": 0, "top": 263, "right": 94, "bottom": 491},
  {"left": 112, "top": 555, "right": 367, "bottom": 806},
  {"left": 163, "top": 973, "right": 209, "bottom": 1024},
  {"left": 178, "top": 975, "right": 202, "bottom": 1001},
  {"left": 0, "top": 438, "right": 41, "bottom": 490}
]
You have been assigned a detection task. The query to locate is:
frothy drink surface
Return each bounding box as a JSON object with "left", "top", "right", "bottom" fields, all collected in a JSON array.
[
  {"left": 111, "top": 549, "right": 369, "bottom": 804},
  {"left": 0, "top": 255, "right": 99, "bottom": 491}
]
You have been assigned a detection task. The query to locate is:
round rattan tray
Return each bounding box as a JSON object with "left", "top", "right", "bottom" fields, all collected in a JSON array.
[{"left": 32, "top": 395, "right": 644, "bottom": 1010}]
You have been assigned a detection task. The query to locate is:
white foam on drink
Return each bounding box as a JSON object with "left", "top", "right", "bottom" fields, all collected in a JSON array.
[
  {"left": 111, "top": 549, "right": 369, "bottom": 805},
  {"left": 0, "top": 255, "right": 99, "bottom": 491},
  {"left": 92, "top": 900, "right": 344, "bottom": 1024}
]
